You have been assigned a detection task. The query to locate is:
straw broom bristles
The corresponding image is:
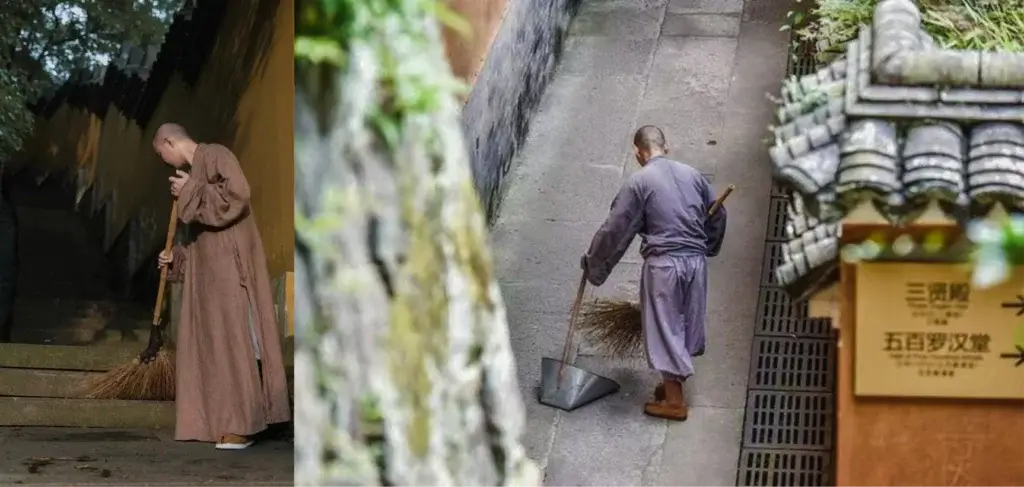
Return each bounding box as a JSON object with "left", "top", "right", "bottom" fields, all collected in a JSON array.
[
  {"left": 80, "top": 349, "right": 175, "bottom": 401},
  {"left": 79, "top": 201, "right": 179, "bottom": 402},
  {"left": 577, "top": 299, "right": 645, "bottom": 361}
]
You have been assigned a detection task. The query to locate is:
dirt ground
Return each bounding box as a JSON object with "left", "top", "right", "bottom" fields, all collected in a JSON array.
[{"left": 0, "top": 426, "right": 293, "bottom": 485}]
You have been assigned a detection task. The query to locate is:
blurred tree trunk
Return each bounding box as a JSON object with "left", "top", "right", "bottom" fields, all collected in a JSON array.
[{"left": 292, "top": 1, "right": 538, "bottom": 485}]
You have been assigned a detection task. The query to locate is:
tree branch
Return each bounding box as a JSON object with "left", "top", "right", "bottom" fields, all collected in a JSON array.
[{"left": 294, "top": 2, "right": 538, "bottom": 486}]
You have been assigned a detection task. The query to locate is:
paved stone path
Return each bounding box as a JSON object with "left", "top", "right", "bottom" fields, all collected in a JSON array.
[
  {"left": 490, "top": 0, "right": 792, "bottom": 484},
  {"left": 0, "top": 427, "right": 291, "bottom": 485}
]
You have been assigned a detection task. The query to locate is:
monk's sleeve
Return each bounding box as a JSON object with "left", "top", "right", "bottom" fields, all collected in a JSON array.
[
  {"left": 704, "top": 181, "right": 728, "bottom": 257},
  {"left": 584, "top": 181, "right": 644, "bottom": 286},
  {"left": 167, "top": 244, "right": 188, "bottom": 282},
  {"left": 177, "top": 146, "right": 251, "bottom": 228}
]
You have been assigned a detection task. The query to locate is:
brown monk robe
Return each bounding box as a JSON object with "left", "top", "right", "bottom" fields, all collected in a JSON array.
[{"left": 153, "top": 123, "right": 290, "bottom": 449}]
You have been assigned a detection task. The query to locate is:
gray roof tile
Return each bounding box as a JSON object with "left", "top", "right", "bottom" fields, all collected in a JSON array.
[{"left": 767, "top": 0, "right": 1024, "bottom": 298}]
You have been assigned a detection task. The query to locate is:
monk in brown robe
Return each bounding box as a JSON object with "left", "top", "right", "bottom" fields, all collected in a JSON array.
[{"left": 151, "top": 123, "right": 290, "bottom": 450}]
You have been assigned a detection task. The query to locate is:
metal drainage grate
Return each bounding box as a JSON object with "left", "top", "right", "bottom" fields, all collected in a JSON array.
[
  {"left": 765, "top": 197, "right": 790, "bottom": 242},
  {"left": 760, "top": 242, "right": 785, "bottom": 287},
  {"left": 756, "top": 287, "right": 833, "bottom": 338},
  {"left": 737, "top": 449, "right": 833, "bottom": 487},
  {"left": 738, "top": 11, "right": 834, "bottom": 486},
  {"left": 742, "top": 390, "right": 834, "bottom": 451},
  {"left": 748, "top": 337, "right": 835, "bottom": 392},
  {"left": 786, "top": 39, "right": 819, "bottom": 77}
]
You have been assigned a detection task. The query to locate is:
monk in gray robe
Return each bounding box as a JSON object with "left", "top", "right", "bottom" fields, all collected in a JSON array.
[
  {"left": 152, "top": 123, "right": 291, "bottom": 449},
  {"left": 581, "top": 125, "right": 727, "bottom": 421}
]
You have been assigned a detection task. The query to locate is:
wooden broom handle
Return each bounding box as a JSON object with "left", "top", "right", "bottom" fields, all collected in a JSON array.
[
  {"left": 152, "top": 201, "right": 178, "bottom": 326},
  {"left": 558, "top": 271, "right": 588, "bottom": 382},
  {"left": 707, "top": 184, "right": 735, "bottom": 217}
]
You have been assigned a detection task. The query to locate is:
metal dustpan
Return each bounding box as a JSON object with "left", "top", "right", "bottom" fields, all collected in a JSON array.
[
  {"left": 538, "top": 357, "right": 620, "bottom": 411},
  {"left": 538, "top": 272, "right": 620, "bottom": 411}
]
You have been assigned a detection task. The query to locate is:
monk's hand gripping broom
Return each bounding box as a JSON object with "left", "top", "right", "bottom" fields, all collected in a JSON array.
[{"left": 80, "top": 201, "right": 178, "bottom": 401}]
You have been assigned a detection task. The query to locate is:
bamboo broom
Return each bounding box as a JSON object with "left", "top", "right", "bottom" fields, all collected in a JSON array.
[
  {"left": 80, "top": 201, "right": 178, "bottom": 401},
  {"left": 578, "top": 184, "right": 735, "bottom": 361}
]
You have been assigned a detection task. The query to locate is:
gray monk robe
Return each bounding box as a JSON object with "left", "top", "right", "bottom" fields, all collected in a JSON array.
[
  {"left": 584, "top": 156, "right": 727, "bottom": 379},
  {"left": 166, "top": 143, "right": 291, "bottom": 442}
]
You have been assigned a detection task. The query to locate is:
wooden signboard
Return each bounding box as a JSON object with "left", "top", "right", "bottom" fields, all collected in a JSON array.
[{"left": 854, "top": 262, "right": 1024, "bottom": 399}]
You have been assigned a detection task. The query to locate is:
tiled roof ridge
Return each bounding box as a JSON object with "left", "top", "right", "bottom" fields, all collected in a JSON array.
[
  {"left": 775, "top": 196, "right": 841, "bottom": 290},
  {"left": 873, "top": 0, "right": 1024, "bottom": 88},
  {"left": 766, "top": 0, "right": 1024, "bottom": 299}
]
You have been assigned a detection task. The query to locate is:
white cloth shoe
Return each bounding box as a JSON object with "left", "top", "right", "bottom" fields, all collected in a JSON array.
[{"left": 215, "top": 440, "right": 255, "bottom": 450}]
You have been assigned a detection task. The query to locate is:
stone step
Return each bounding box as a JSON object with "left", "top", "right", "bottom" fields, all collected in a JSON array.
[
  {"left": 0, "top": 367, "right": 100, "bottom": 398},
  {"left": 11, "top": 298, "right": 151, "bottom": 346},
  {"left": 0, "top": 342, "right": 139, "bottom": 371},
  {"left": 12, "top": 326, "right": 154, "bottom": 347},
  {"left": 0, "top": 397, "right": 175, "bottom": 429}
]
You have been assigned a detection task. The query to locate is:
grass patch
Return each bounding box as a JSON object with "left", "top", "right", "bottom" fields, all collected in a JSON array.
[{"left": 789, "top": 0, "right": 1024, "bottom": 62}]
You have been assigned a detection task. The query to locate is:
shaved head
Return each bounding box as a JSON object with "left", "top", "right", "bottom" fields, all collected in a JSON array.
[
  {"left": 632, "top": 125, "right": 667, "bottom": 166},
  {"left": 155, "top": 123, "right": 190, "bottom": 143},
  {"left": 633, "top": 125, "right": 666, "bottom": 152},
  {"left": 153, "top": 123, "right": 197, "bottom": 168}
]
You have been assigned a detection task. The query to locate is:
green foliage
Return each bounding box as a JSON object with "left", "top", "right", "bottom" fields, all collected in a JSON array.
[
  {"left": 785, "top": 0, "right": 1024, "bottom": 63},
  {"left": 785, "top": 0, "right": 874, "bottom": 56},
  {"left": 919, "top": 0, "right": 1024, "bottom": 51},
  {"left": 0, "top": 70, "right": 35, "bottom": 162},
  {"left": 0, "top": 0, "right": 177, "bottom": 163},
  {"left": 295, "top": 0, "right": 468, "bottom": 151},
  {"left": 968, "top": 218, "right": 1024, "bottom": 288}
]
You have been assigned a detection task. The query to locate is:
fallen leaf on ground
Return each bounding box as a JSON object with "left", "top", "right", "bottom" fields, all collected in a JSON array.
[{"left": 24, "top": 458, "right": 51, "bottom": 474}]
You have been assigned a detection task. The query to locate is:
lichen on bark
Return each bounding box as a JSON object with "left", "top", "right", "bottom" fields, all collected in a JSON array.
[{"left": 293, "top": 1, "right": 538, "bottom": 485}]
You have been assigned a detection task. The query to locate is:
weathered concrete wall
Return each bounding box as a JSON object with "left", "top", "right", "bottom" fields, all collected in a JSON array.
[
  {"left": 18, "top": 0, "right": 294, "bottom": 282},
  {"left": 455, "top": 0, "right": 582, "bottom": 220}
]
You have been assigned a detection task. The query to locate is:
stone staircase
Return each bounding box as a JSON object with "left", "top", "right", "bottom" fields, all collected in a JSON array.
[
  {"left": 0, "top": 343, "right": 175, "bottom": 429},
  {"left": 2, "top": 169, "right": 175, "bottom": 429},
  {"left": 1, "top": 180, "right": 294, "bottom": 430},
  {"left": 11, "top": 297, "right": 153, "bottom": 346}
]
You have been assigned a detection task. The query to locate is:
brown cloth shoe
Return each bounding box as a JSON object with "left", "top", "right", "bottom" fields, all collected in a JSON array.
[
  {"left": 653, "top": 377, "right": 686, "bottom": 401},
  {"left": 644, "top": 379, "right": 688, "bottom": 421}
]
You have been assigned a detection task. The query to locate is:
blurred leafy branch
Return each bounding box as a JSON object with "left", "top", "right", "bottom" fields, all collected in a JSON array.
[
  {"left": 0, "top": 0, "right": 177, "bottom": 164},
  {"left": 293, "top": 1, "right": 486, "bottom": 483},
  {"left": 968, "top": 218, "right": 1024, "bottom": 288},
  {"left": 294, "top": 0, "right": 469, "bottom": 150}
]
